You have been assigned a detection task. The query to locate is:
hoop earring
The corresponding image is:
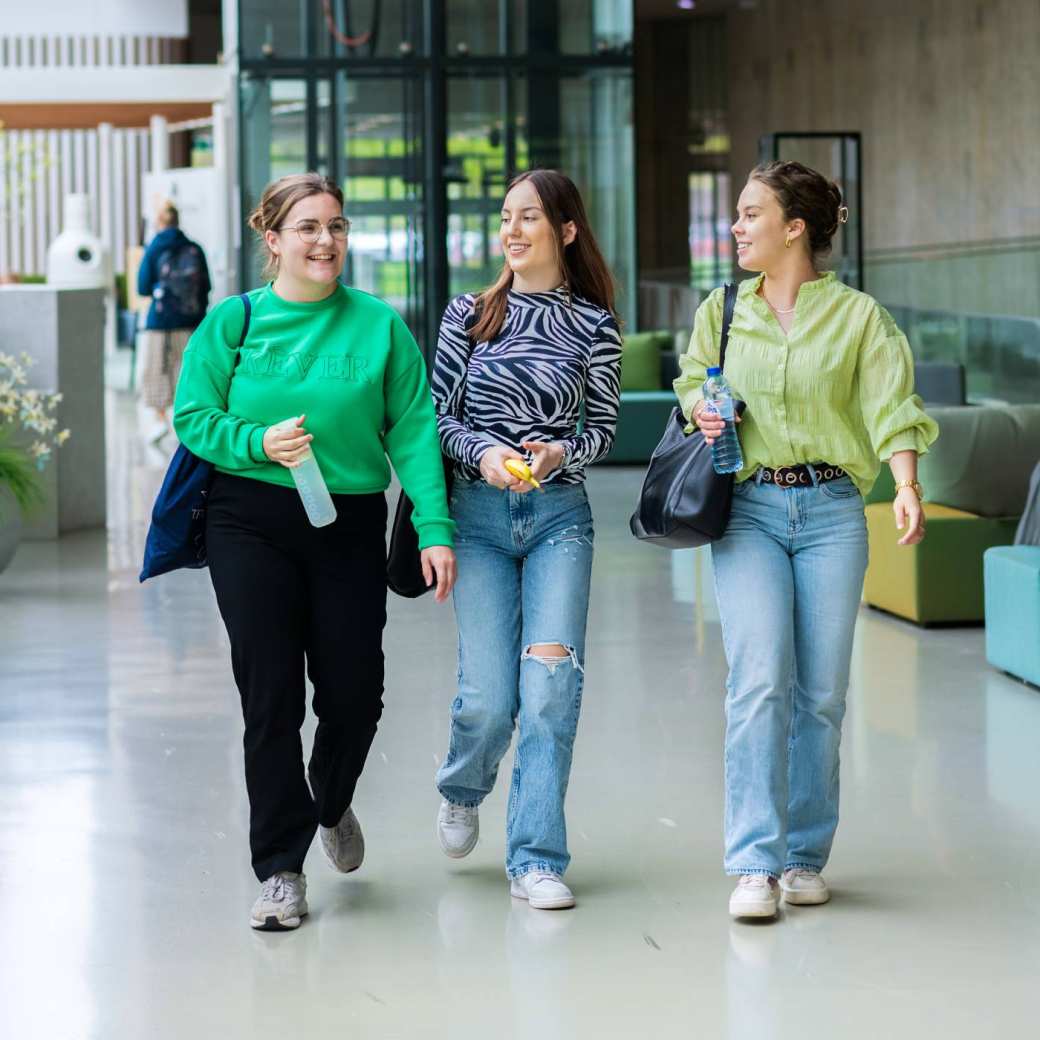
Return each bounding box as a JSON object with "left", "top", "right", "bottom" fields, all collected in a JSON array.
[{"left": 784, "top": 236, "right": 792, "bottom": 249}]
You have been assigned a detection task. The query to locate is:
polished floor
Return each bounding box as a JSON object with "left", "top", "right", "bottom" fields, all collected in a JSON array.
[{"left": 2, "top": 380, "right": 1039, "bottom": 1040}]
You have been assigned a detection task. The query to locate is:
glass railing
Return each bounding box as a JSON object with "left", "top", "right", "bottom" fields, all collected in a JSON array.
[
  {"left": 884, "top": 304, "right": 1040, "bottom": 406},
  {"left": 871, "top": 239, "right": 1040, "bottom": 405},
  {"left": 636, "top": 242, "right": 1040, "bottom": 405}
]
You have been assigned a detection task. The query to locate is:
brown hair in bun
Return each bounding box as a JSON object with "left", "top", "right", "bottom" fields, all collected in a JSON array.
[{"left": 749, "top": 160, "right": 847, "bottom": 259}]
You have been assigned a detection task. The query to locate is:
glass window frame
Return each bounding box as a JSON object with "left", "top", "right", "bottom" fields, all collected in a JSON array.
[{"left": 237, "top": 1, "right": 637, "bottom": 347}]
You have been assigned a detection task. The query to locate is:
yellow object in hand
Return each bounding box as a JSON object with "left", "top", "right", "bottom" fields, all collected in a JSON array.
[{"left": 504, "top": 458, "right": 542, "bottom": 490}]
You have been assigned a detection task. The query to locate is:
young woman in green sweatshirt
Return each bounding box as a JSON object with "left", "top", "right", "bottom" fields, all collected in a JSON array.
[{"left": 173, "top": 173, "right": 456, "bottom": 931}]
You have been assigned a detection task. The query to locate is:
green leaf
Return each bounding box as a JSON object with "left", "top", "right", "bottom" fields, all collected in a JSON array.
[{"left": 0, "top": 429, "right": 43, "bottom": 512}]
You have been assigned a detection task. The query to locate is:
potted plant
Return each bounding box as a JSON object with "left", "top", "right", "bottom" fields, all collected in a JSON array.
[{"left": 0, "top": 351, "right": 69, "bottom": 573}]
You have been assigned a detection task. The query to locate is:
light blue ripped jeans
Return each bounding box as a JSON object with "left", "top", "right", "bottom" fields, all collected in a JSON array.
[
  {"left": 436, "top": 478, "right": 594, "bottom": 879},
  {"left": 711, "top": 472, "right": 869, "bottom": 879}
]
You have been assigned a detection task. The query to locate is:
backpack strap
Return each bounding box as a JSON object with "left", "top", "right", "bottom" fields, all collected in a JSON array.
[
  {"left": 238, "top": 293, "right": 252, "bottom": 347},
  {"left": 719, "top": 282, "right": 737, "bottom": 370}
]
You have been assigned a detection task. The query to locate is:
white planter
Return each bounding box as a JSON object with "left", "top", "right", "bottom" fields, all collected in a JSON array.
[{"left": 0, "top": 484, "right": 22, "bottom": 573}]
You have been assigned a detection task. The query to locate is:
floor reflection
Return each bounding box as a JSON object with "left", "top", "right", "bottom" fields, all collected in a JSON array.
[{"left": 1, "top": 369, "right": 1038, "bottom": 1037}]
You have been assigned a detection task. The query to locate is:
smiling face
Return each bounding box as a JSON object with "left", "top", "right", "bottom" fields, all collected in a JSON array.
[
  {"left": 731, "top": 178, "right": 804, "bottom": 272},
  {"left": 499, "top": 178, "right": 576, "bottom": 290},
  {"left": 265, "top": 192, "right": 347, "bottom": 296}
]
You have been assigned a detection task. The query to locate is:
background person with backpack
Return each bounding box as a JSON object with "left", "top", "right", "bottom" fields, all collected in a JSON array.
[{"left": 136, "top": 202, "right": 211, "bottom": 443}]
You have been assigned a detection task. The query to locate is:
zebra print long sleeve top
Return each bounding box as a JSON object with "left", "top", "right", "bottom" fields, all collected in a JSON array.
[{"left": 431, "top": 288, "right": 623, "bottom": 485}]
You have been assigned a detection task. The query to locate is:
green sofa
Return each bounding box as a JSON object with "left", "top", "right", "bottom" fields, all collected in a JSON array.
[
  {"left": 862, "top": 404, "right": 1040, "bottom": 624},
  {"left": 608, "top": 330, "right": 677, "bottom": 463}
]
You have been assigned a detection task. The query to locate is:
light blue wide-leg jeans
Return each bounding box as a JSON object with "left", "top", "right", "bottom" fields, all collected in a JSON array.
[
  {"left": 435, "top": 479, "right": 594, "bottom": 879},
  {"left": 710, "top": 473, "right": 869, "bottom": 878}
]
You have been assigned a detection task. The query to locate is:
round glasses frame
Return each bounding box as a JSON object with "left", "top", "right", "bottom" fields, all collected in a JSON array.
[{"left": 276, "top": 218, "right": 351, "bottom": 244}]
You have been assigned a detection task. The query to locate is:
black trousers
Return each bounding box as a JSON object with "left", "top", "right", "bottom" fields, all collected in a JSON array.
[{"left": 206, "top": 472, "right": 388, "bottom": 881}]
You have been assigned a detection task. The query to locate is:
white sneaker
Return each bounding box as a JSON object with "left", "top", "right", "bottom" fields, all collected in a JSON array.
[
  {"left": 139, "top": 405, "right": 169, "bottom": 445},
  {"left": 437, "top": 800, "right": 479, "bottom": 858},
  {"left": 250, "top": 871, "right": 308, "bottom": 931},
  {"left": 781, "top": 868, "right": 830, "bottom": 905},
  {"left": 319, "top": 807, "right": 365, "bottom": 873},
  {"left": 729, "top": 874, "right": 780, "bottom": 919},
  {"left": 510, "top": 871, "right": 576, "bottom": 910}
]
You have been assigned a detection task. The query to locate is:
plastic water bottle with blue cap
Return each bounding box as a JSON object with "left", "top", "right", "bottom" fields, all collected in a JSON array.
[
  {"left": 271, "top": 417, "right": 337, "bottom": 527},
  {"left": 702, "top": 367, "right": 744, "bottom": 474}
]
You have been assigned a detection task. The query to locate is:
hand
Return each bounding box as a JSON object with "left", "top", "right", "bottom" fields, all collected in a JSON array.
[
  {"left": 692, "top": 400, "right": 742, "bottom": 446},
  {"left": 421, "top": 546, "right": 457, "bottom": 603},
  {"left": 263, "top": 415, "right": 313, "bottom": 468},
  {"left": 516, "top": 441, "right": 566, "bottom": 494},
  {"left": 894, "top": 487, "right": 926, "bottom": 545},
  {"left": 479, "top": 445, "right": 527, "bottom": 491}
]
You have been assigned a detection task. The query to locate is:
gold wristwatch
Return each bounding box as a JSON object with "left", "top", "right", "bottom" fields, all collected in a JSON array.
[{"left": 894, "top": 479, "right": 923, "bottom": 499}]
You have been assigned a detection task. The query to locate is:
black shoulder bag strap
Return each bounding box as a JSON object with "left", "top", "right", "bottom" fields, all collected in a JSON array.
[
  {"left": 718, "top": 282, "right": 744, "bottom": 416},
  {"left": 719, "top": 282, "right": 737, "bottom": 370}
]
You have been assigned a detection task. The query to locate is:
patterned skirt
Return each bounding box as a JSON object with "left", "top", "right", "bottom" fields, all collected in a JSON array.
[{"left": 138, "top": 329, "right": 191, "bottom": 411}]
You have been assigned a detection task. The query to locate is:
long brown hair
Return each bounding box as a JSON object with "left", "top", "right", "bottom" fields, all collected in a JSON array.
[
  {"left": 470, "top": 169, "right": 618, "bottom": 343},
  {"left": 247, "top": 172, "right": 344, "bottom": 281}
]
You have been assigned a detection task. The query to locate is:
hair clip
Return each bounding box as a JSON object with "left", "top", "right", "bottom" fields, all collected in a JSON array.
[{"left": 837, "top": 205, "right": 849, "bottom": 225}]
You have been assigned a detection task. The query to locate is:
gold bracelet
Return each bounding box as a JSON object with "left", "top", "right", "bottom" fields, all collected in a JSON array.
[{"left": 894, "top": 479, "right": 923, "bottom": 499}]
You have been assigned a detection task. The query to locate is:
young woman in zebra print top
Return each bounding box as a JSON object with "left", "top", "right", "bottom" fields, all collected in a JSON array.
[{"left": 432, "top": 170, "right": 623, "bottom": 910}]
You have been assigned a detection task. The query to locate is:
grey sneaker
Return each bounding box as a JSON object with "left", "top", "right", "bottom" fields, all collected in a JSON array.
[
  {"left": 250, "top": 871, "right": 308, "bottom": 931},
  {"left": 437, "top": 800, "right": 479, "bottom": 858},
  {"left": 319, "top": 807, "right": 365, "bottom": 873}
]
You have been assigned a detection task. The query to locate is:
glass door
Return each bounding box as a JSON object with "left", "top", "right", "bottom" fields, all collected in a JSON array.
[
  {"left": 446, "top": 74, "right": 529, "bottom": 299},
  {"left": 240, "top": 75, "right": 317, "bottom": 286},
  {"left": 331, "top": 73, "right": 426, "bottom": 337},
  {"left": 759, "top": 132, "right": 863, "bottom": 290}
]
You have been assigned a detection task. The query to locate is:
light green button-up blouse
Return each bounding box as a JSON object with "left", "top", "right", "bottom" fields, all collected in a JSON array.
[{"left": 673, "top": 272, "right": 939, "bottom": 495}]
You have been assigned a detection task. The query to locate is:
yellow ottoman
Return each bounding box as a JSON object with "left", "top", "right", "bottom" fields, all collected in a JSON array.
[{"left": 863, "top": 502, "right": 1019, "bottom": 624}]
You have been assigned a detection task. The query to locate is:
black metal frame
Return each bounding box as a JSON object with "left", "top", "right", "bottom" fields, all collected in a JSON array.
[
  {"left": 758, "top": 131, "right": 864, "bottom": 291},
  {"left": 237, "top": 0, "right": 635, "bottom": 350}
]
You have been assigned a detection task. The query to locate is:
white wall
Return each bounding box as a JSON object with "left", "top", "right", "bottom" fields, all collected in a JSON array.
[
  {"left": 0, "top": 126, "right": 151, "bottom": 278},
  {"left": 3, "top": 1, "right": 188, "bottom": 39}
]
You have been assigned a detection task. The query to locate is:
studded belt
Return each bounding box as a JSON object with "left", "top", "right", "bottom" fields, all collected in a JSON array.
[{"left": 758, "top": 463, "right": 846, "bottom": 487}]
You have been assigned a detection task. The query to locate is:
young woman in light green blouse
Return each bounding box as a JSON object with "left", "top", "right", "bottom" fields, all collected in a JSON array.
[{"left": 674, "top": 161, "right": 938, "bottom": 920}]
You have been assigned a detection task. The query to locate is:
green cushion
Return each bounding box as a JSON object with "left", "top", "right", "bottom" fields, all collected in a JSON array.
[
  {"left": 608, "top": 391, "right": 677, "bottom": 463},
  {"left": 621, "top": 331, "right": 671, "bottom": 392},
  {"left": 920, "top": 404, "right": 1040, "bottom": 517}
]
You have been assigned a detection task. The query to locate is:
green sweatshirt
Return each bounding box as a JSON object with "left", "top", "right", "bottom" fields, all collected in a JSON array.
[{"left": 172, "top": 283, "right": 454, "bottom": 549}]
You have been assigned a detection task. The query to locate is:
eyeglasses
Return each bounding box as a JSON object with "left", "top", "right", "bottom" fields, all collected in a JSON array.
[{"left": 276, "top": 217, "right": 351, "bottom": 243}]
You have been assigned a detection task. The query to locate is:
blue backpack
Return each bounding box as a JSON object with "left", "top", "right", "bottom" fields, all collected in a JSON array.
[{"left": 139, "top": 294, "right": 251, "bottom": 582}]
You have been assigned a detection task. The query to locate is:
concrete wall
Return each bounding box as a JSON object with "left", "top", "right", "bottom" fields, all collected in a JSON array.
[
  {"left": 0, "top": 287, "right": 107, "bottom": 538},
  {"left": 726, "top": 0, "right": 1040, "bottom": 315}
]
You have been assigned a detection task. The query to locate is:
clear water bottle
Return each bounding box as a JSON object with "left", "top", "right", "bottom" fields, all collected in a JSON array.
[
  {"left": 271, "top": 418, "right": 337, "bottom": 528},
  {"left": 702, "top": 367, "right": 744, "bottom": 475}
]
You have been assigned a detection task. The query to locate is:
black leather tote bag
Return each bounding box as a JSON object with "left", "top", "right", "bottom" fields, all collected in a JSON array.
[
  {"left": 386, "top": 320, "right": 473, "bottom": 598},
  {"left": 386, "top": 454, "right": 455, "bottom": 598},
  {"left": 630, "top": 282, "right": 744, "bottom": 549}
]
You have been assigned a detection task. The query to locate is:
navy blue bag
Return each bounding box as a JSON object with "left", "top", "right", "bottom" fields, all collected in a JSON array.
[{"left": 139, "top": 294, "right": 251, "bottom": 582}]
